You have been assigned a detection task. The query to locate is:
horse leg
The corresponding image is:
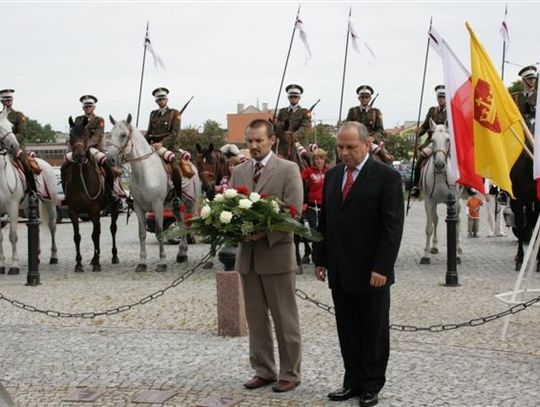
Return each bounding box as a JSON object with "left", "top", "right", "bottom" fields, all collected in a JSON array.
[
  {"left": 90, "top": 210, "right": 101, "bottom": 272},
  {"left": 70, "top": 212, "right": 83, "bottom": 272},
  {"left": 421, "top": 201, "right": 433, "bottom": 264},
  {"left": 110, "top": 203, "right": 119, "bottom": 264},
  {"left": 154, "top": 204, "right": 167, "bottom": 272},
  {"left": 7, "top": 204, "right": 19, "bottom": 275},
  {"left": 0, "top": 217, "right": 4, "bottom": 274},
  {"left": 43, "top": 201, "right": 58, "bottom": 264},
  {"left": 512, "top": 200, "right": 525, "bottom": 271},
  {"left": 431, "top": 209, "right": 439, "bottom": 254},
  {"left": 134, "top": 203, "right": 148, "bottom": 272}
]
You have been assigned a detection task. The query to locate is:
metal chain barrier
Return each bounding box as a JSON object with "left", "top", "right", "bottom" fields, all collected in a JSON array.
[
  {"left": 0, "top": 248, "right": 217, "bottom": 319},
  {"left": 295, "top": 288, "right": 540, "bottom": 333}
]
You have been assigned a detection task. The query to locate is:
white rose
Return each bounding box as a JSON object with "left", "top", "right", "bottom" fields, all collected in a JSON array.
[
  {"left": 249, "top": 192, "right": 261, "bottom": 202},
  {"left": 214, "top": 193, "right": 224, "bottom": 202},
  {"left": 224, "top": 188, "right": 238, "bottom": 198},
  {"left": 238, "top": 198, "right": 253, "bottom": 209},
  {"left": 200, "top": 205, "right": 211, "bottom": 219},
  {"left": 219, "top": 210, "right": 233, "bottom": 224},
  {"left": 271, "top": 200, "right": 280, "bottom": 213}
]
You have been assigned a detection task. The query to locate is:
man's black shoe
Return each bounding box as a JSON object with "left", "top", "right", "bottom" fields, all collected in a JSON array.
[
  {"left": 359, "top": 391, "right": 378, "bottom": 407},
  {"left": 328, "top": 387, "right": 358, "bottom": 401}
]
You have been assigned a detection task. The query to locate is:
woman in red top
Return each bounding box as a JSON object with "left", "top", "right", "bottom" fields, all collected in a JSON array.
[{"left": 301, "top": 148, "right": 329, "bottom": 232}]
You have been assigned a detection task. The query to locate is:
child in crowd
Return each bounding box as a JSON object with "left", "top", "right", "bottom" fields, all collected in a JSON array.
[
  {"left": 216, "top": 155, "right": 241, "bottom": 193},
  {"left": 467, "top": 193, "right": 484, "bottom": 238}
]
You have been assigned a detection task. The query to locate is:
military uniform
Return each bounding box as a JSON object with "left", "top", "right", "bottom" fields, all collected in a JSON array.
[
  {"left": 74, "top": 114, "right": 105, "bottom": 151},
  {"left": 417, "top": 105, "right": 447, "bottom": 147},
  {"left": 146, "top": 107, "right": 181, "bottom": 149},
  {"left": 0, "top": 89, "right": 36, "bottom": 192},
  {"left": 147, "top": 87, "right": 184, "bottom": 204},
  {"left": 345, "top": 106, "right": 385, "bottom": 143},
  {"left": 277, "top": 106, "right": 311, "bottom": 146},
  {"left": 411, "top": 85, "right": 447, "bottom": 196},
  {"left": 7, "top": 109, "right": 27, "bottom": 147},
  {"left": 513, "top": 65, "right": 538, "bottom": 134}
]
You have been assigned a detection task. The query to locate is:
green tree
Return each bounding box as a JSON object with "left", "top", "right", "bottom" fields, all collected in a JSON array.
[
  {"left": 307, "top": 124, "right": 336, "bottom": 162},
  {"left": 179, "top": 120, "right": 227, "bottom": 156},
  {"left": 385, "top": 134, "right": 414, "bottom": 161},
  {"left": 508, "top": 79, "right": 523, "bottom": 93},
  {"left": 26, "top": 118, "right": 56, "bottom": 143}
]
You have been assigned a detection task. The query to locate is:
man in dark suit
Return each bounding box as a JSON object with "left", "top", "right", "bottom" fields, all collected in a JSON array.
[{"left": 314, "top": 121, "right": 404, "bottom": 407}]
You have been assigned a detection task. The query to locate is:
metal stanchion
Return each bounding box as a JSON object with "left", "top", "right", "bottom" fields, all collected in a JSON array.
[
  {"left": 26, "top": 192, "right": 40, "bottom": 286},
  {"left": 445, "top": 191, "right": 459, "bottom": 286}
]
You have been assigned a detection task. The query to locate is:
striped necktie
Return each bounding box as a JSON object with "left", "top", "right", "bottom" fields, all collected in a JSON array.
[
  {"left": 342, "top": 168, "right": 355, "bottom": 201},
  {"left": 253, "top": 162, "right": 263, "bottom": 184}
]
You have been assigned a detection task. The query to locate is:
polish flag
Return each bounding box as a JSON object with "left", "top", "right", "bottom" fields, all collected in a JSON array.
[{"left": 428, "top": 27, "right": 484, "bottom": 193}]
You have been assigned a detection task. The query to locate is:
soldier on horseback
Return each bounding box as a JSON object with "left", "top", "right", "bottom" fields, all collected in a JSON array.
[
  {"left": 145, "top": 87, "right": 184, "bottom": 204},
  {"left": 277, "top": 84, "right": 311, "bottom": 146},
  {"left": 345, "top": 85, "right": 393, "bottom": 164},
  {"left": 497, "top": 65, "right": 538, "bottom": 204},
  {"left": 0, "top": 89, "right": 37, "bottom": 193},
  {"left": 410, "top": 85, "right": 448, "bottom": 197},
  {"left": 61, "top": 95, "right": 119, "bottom": 203}
]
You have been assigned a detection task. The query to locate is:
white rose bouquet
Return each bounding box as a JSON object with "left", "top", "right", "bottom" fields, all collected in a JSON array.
[{"left": 161, "top": 185, "right": 322, "bottom": 248}]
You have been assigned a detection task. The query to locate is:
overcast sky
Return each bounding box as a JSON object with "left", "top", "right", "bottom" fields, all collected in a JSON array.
[{"left": 2, "top": 1, "right": 539, "bottom": 133}]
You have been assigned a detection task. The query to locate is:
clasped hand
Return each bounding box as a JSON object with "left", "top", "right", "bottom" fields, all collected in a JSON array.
[{"left": 314, "top": 267, "right": 387, "bottom": 287}]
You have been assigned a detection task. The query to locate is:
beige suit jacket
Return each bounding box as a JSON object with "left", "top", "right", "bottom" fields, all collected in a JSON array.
[{"left": 231, "top": 153, "right": 303, "bottom": 275}]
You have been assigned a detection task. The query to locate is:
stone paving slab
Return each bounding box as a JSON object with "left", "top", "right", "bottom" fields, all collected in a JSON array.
[{"left": 0, "top": 202, "right": 539, "bottom": 406}]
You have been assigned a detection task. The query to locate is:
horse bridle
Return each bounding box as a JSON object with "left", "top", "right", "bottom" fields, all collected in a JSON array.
[
  {"left": 198, "top": 154, "right": 219, "bottom": 185},
  {"left": 109, "top": 123, "right": 155, "bottom": 163}
]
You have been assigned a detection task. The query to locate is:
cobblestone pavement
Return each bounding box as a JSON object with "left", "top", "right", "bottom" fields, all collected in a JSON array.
[{"left": 1, "top": 201, "right": 539, "bottom": 406}]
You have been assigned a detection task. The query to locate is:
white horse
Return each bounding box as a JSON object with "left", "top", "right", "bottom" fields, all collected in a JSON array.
[
  {"left": 419, "top": 122, "right": 462, "bottom": 264},
  {"left": 108, "top": 114, "right": 194, "bottom": 272},
  {"left": 0, "top": 110, "right": 58, "bottom": 274}
]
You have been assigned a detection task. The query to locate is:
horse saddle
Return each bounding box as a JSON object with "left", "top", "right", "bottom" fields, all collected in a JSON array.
[
  {"left": 15, "top": 155, "right": 42, "bottom": 175},
  {"left": 163, "top": 159, "right": 195, "bottom": 179}
]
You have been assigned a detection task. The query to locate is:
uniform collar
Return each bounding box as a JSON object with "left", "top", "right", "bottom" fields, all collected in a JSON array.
[
  {"left": 288, "top": 104, "right": 300, "bottom": 112},
  {"left": 159, "top": 106, "right": 169, "bottom": 115}
]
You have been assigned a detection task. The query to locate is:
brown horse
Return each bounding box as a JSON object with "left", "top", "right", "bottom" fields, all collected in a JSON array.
[
  {"left": 195, "top": 143, "right": 228, "bottom": 200},
  {"left": 64, "top": 116, "right": 119, "bottom": 272}
]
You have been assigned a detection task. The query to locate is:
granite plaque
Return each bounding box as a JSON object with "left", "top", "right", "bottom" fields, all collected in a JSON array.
[
  {"left": 132, "top": 390, "right": 177, "bottom": 404},
  {"left": 196, "top": 395, "right": 244, "bottom": 407},
  {"left": 63, "top": 388, "right": 107, "bottom": 402}
]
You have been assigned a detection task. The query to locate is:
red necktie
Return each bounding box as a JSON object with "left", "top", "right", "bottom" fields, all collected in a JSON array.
[
  {"left": 342, "top": 168, "right": 355, "bottom": 201},
  {"left": 253, "top": 162, "right": 263, "bottom": 184}
]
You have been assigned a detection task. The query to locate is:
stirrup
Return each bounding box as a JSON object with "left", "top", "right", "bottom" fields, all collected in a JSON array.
[{"left": 172, "top": 196, "right": 181, "bottom": 207}]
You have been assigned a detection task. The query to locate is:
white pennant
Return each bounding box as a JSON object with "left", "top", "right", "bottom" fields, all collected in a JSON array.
[
  {"left": 295, "top": 17, "right": 312, "bottom": 65},
  {"left": 349, "top": 19, "right": 376, "bottom": 63},
  {"left": 145, "top": 32, "right": 166, "bottom": 71}
]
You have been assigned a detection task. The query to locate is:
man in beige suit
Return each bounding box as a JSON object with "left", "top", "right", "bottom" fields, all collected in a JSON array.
[{"left": 231, "top": 119, "right": 304, "bottom": 393}]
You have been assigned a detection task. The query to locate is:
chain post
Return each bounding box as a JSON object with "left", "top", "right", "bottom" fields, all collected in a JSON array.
[
  {"left": 445, "top": 191, "right": 459, "bottom": 286},
  {"left": 26, "top": 192, "right": 40, "bottom": 287}
]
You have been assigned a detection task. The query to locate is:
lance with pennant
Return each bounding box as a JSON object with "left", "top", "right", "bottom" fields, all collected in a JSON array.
[
  {"left": 272, "top": 4, "right": 301, "bottom": 121},
  {"left": 338, "top": 7, "right": 352, "bottom": 125},
  {"left": 406, "top": 16, "right": 433, "bottom": 215},
  {"left": 135, "top": 21, "right": 149, "bottom": 127}
]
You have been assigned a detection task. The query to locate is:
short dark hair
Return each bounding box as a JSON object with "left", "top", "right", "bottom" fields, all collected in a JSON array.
[{"left": 246, "top": 119, "right": 274, "bottom": 138}]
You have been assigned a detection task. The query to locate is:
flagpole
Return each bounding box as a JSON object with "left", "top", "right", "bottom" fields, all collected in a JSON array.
[
  {"left": 338, "top": 7, "right": 352, "bottom": 125},
  {"left": 501, "top": 5, "right": 508, "bottom": 80},
  {"left": 135, "top": 21, "right": 149, "bottom": 127},
  {"left": 406, "top": 17, "right": 433, "bottom": 216},
  {"left": 272, "top": 4, "right": 301, "bottom": 121}
]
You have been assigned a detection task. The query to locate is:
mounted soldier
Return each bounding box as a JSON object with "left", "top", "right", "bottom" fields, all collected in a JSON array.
[
  {"left": 410, "top": 85, "right": 448, "bottom": 197},
  {"left": 345, "top": 85, "right": 393, "bottom": 163},
  {"left": 513, "top": 65, "right": 537, "bottom": 133},
  {"left": 61, "top": 95, "right": 119, "bottom": 203},
  {"left": 145, "top": 87, "right": 184, "bottom": 203},
  {"left": 0, "top": 89, "right": 37, "bottom": 192},
  {"left": 497, "top": 65, "right": 538, "bottom": 205}
]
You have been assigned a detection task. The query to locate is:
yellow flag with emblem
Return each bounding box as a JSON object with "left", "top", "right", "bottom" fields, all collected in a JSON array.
[{"left": 466, "top": 22, "right": 524, "bottom": 198}]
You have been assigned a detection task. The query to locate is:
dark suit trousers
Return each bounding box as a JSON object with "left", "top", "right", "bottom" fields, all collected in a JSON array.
[{"left": 331, "top": 288, "right": 390, "bottom": 393}]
